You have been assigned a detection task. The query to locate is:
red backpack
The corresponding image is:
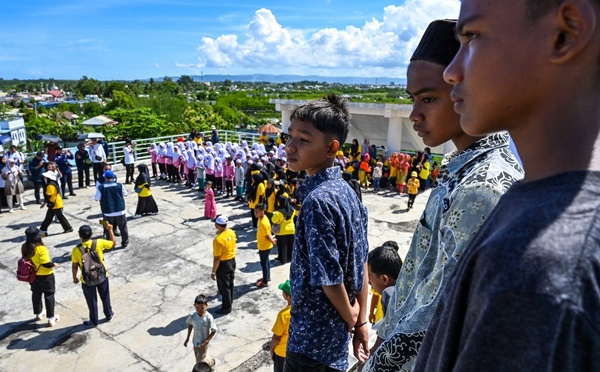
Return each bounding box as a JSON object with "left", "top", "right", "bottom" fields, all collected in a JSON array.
[{"left": 17, "top": 257, "right": 37, "bottom": 283}]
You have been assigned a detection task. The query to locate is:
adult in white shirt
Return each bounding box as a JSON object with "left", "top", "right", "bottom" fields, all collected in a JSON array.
[
  {"left": 88, "top": 139, "right": 107, "bottom": 184},
  {"left": 122, "top": 138, "right": 136, "bottom": 184}
]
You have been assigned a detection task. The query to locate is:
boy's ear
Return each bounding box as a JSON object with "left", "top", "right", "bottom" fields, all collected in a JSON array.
[
  {"left": 381, "top": 274, "right": 390, "bottom": 286},
  {"left": 549, "top": 0, "right": 596, "bottom": 64},
  {"left": 327, "top": 139, "right": 340, "bottom": 157}
]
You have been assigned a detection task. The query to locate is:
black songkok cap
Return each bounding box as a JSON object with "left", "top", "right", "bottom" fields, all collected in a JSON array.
[{"left": 410, "top": 19, "right": 459, "bottom": 67}]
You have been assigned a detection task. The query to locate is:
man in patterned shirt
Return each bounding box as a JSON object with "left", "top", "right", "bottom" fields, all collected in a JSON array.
[
  {"left": 284, "top": 94, "right": 370, "bottom": 371},
  {"left": 364, "top": 19, "right": 524, "bottom": 371}
]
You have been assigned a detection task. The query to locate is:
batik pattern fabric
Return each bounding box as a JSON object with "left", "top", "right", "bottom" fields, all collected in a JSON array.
[
  {"left": 366, "top": 132, "right": 523, "bottom": 371},
  {"left": 287, "top": 166, "right": 369, "bottom": 371}
]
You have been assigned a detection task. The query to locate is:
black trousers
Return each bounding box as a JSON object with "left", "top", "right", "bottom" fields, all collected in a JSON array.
[
  {"left": 158, "top": 163, "right": 166, "bottom": 178},
  {"left": 125, "top": 163, "right": 135, "bottom": 183},
  {"left": 103, "top": 214, "right": 129, "bottom": 246},
  {"left": 61, "top": 172, "right": 74, "bottom": 194},
  {"left": 92, "top": 162, "right": 104, "bottom": 183},
  {"left": 151, "top": 162, "right": 158, "bottom": 178},
  {"left": 82, "top": 278, "right": 112, "bottom": 325},
  {"left": 284, "top": 351, "right": 343, "bottom": 372},
  {"left": 40, "top": 207, "right": 72, "bottom": 232},
  {"left": 250, "top": 209, "right": 258, "bottom": 228},
  {"left": 276, "top": 234, "right": 295, "bottom": 264},
  {"left": 216, "top": 258, "right": 235, "bottom": 311},
  {"left": 31, "top": 273, "right": 55, "bottom": 318},
  {"left": 77, "top": 165, "right": 91, "bottom": 187},
  {"left": 273, "top": 354, "right": 285, "bottom": 372},
  {"left": 33, "top": 182, "right": 43, "bottom": 203},
  {"left": 225, "top": 180, "right": 233, "bottom": 196},
  {"left": 408, "top": 193, "right": 417, "bottom": 208}
]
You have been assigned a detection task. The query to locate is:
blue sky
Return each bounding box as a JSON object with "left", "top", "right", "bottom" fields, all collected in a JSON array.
[{"left": 1, "top": 0, "right": 459, "bottom": 81}]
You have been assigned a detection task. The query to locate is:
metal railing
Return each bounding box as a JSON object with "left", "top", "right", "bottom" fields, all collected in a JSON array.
[{"left": 21, "top": 129, "right": 271, "bottom": 170}]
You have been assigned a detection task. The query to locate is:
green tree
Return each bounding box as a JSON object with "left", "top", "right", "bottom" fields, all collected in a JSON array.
[
  {"left": 106, "top": 90, "right": 134, "bottom": 111},
  {"left": 75, "top": 76, "right": 102, "bottom": 97}
]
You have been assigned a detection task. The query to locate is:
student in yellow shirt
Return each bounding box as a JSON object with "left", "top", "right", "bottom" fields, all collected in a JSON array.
[
  {"left": 40, "top": 171, "right": 73, "bottom": 236},
  {"left": 22, "top": 226, "right": 61, "bottom": 327},
  {"left": 210, "top": 214, "right": 236, "bottom": 315},
  {"left": 258, "top": 131, "right": 270, "bottom": 145},
  {"left": 255, "top": 204, "right": 276, "bottom": 287},
  {"left": 407, "top": 171, "right": 420, "bottom": 209},
  {"left": 270, "top": 279, "right": 292, "bottom": 372},
  {"left": 248, "top": 174, "right": 266, "bottom": 228}
]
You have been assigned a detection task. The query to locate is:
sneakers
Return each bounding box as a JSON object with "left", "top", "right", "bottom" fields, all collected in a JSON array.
[
  {"left": 83, "top": 320, "right": 98, "bottom": 327},
  {"left": 106, "top": 311, "right": 115, "bottom": 322},
  {"left": 215, "top": 308, "right": 231, "bottom": 315},
  {"left": 69, "top": 193, "right": 77, "bottom": 196},
  {"left": 64, "top": 228, "right": 74, "bottom": 233},
  {"left": 256, "top": 279, "right": 269, "bottom": 288},
  {"left": 132, "top": 214, "right": 142, "bottom": 219},
  {"left": 20, "top": 205, "right": 27, "bottom": 210},
  {"left": 40, "top": 231, "right": 48, "bottom": 237},
  {"left": 35, "top": 313, "right": 46, "bottom": 321},
  {"left": 48, "top": 314, "right": 60, "bottom": 327},
  {"left": 8, "top": 209, "right": 13, "bottom": 213}
]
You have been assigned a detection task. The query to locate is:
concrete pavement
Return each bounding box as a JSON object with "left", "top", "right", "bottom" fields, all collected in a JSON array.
[{"left": 0, "top": 166, "right": 429, "bottom": 372}]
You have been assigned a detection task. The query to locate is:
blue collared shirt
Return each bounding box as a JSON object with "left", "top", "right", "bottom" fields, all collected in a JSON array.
[{"left": 287, "top": 166, "right": 369, "bottom": 370}]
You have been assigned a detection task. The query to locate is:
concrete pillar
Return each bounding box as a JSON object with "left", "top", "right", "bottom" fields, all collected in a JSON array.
[
  {"left": 281, "top": 108, "right": 292, "bottom": 133},
  {"left": 387, "top": 116, "right": 404, "bottom": 152}
]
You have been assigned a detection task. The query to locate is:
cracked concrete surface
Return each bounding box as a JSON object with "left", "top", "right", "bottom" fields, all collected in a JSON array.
[{"left": 0, "top": 166, "right": 428, "bottom": 371}]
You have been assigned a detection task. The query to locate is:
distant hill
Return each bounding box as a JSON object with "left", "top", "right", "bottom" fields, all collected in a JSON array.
[{"left": 154, "top": 74, "right": 406, "bottom": 86}]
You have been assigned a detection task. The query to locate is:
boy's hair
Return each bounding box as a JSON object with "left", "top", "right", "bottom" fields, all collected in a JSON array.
[
  {"left": 381, "top": 240, "right": 400, "bottom": 251},
  {"left": 289, "top": 94, "right": 351, "bottom": 145},
  {"left": 255, "top": 204, "right": 265, "bottom": 211},
  {"left": 194, "top": 294, "right": 208, "bottom": 305},
  {"left": 368, "top": 244, "right": 403, "bottom": 280},
  {"left": 526, "top": 0, "right": 599, "bottom": 20},
  {"left": 192, "top": 362, "right": 212, "bottom": 372}
]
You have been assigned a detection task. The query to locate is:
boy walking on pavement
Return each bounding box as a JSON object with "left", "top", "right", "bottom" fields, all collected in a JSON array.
[
  {"left": 184, "top": 294, "right": 217, "bottom": 368},
  {"left": 270, "top": 280, "right": 292, "bottom": 372},
  {"left": 255, "top": 204, "right": 276, "bottom": 287},
  {"left": 406, "top": 171, "right": 419, "bottom": 209},
  {"left": 284, "top": 94, "right": 370, "bottom": 371},
  {"left": 71, "top": 224, "right": 116, "bottom": 327},
  {"left": 414, "top": 1, "right": 600, "bottom": 370},
  {"left": 210, "top": 215, "right": 236, "bottom": 315}
]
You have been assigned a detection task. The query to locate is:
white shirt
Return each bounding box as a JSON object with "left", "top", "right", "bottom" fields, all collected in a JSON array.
[
  {"left": 123, "top": 145, "right": 135, "bottom": 165},
  {"left": 91, "top": 143, "right": 107, "bottom": 163}
]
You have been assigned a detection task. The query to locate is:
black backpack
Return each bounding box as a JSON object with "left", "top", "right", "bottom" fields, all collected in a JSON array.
[{"left": 77, "top": 240, "right": 107, "bottom": 286}]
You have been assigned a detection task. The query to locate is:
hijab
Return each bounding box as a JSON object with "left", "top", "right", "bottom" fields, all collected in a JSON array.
[{"left": 135, "top": 164, "right": 151, "bottom": 188}]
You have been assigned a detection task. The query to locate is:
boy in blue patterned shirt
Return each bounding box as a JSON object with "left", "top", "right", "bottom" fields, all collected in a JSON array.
[{"left": 284, "top": 94, "right": 370, "bottom": 371}]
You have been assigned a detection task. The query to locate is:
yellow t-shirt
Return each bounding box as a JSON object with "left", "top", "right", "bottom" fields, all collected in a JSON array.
[
  {"left": 249, "top": 183, "right": 266, "bottom": 209},
  {"left": 271, "top": 211, "right": 295, "bottom": 236},
  {"left": 271, "top": 304, "right": 291, "bottom": 357},
  {"left": 45, "top": 184, "right": 63, "bottom": 209},
  {"left": 71, "top": 239, "right": 115, "bottom": 284},
  {"left": 419, "top": 161, "right": 430, "bottom": 179},
  {"left": 258, "top": 135, "right": 269, "bottom": 145},
  {"left": 257, "top": 215, "right": 273, "bottom": 251},
  {"left": 213, "top": 229, "right": 236, "bottom": 260},
  {"left": 31, "top": 245, "right": 54, "bottom": 276},
  {"left": 266, "top": 191, "right": 277, "bottom": 213},
  {"left": 407, "top": 178, "right": 420, "bottom": 195},
  {"left": 370, "top": 288, "right": 384, "bottom": 324}
]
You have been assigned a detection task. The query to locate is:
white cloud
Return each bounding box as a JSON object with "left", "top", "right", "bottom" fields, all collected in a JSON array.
[{"left": 194, "top": 1, "right": 460, "bottom": 76}]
